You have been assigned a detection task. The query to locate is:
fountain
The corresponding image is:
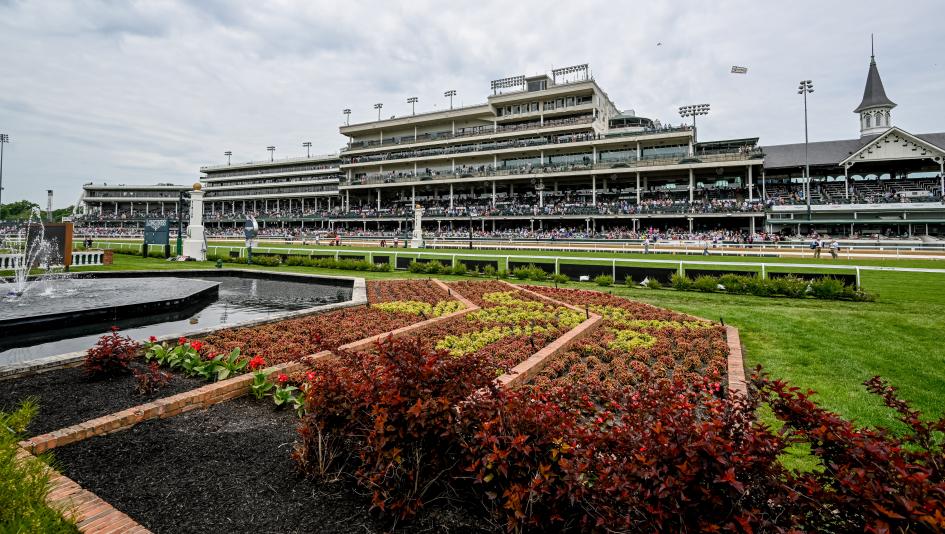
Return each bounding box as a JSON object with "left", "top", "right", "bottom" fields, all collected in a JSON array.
[{"left": 1, "top": 208, "right": 66, "bottom": 299}]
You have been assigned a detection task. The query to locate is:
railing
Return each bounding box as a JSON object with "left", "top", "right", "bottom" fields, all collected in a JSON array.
[
  {"left": 0, "top": 251, "right": 103, "bottom": 269},
  {"left": 346, "top": 151, "right": 759, "bottom": 187},
  {"left": 343, "top": 116, "right": 596, "bottom": 153}
]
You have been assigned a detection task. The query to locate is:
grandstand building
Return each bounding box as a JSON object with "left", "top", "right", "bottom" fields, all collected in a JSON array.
[
  {"left": 335, "top": 64, "right": 765, "bottom": 237},
  {"left": 76, "top": 182, "right": 191, "bottom": 233}
]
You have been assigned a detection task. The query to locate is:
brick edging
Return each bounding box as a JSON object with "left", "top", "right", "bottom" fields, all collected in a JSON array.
[
  {"left": 16, "top": 447, "right": 151, "bottom": 533},
  {"left": 19, "top": 362, "right": 303, "bottom": 455},
  {"left": 497, "top": 314, "right": 603, "bottom": 389},
  {"left": 725, "top": 325, "right": 748, "bottom": 396}
]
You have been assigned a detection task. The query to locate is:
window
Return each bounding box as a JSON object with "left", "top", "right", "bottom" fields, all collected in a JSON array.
[
  {"left": 865, "top": 114, "right": 871, "bottom": 128},
  {"left": 566, "top": 96, "right": 575, "bottom": 107}
]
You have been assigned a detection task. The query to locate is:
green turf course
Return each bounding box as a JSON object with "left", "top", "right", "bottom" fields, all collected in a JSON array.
[{"left": 66, "top": 252, "right": 945, "bottom": 434}]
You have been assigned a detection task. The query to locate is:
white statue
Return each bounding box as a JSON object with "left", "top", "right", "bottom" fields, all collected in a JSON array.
[
  {"left": 181, "top": 183, "right": 207, "bottom": 260},
  {"left": 409, "top": 204, "right": 424, "bottom": 248}
]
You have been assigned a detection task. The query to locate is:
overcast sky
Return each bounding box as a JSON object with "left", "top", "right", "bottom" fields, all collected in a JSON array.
[{"left": 1, "top": 0, "right": 942, "bottom": 208}]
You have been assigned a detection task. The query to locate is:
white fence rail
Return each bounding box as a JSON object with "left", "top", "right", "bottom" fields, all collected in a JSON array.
[{"left": 0, "top": 251, "right": 104, "bottom": 269}]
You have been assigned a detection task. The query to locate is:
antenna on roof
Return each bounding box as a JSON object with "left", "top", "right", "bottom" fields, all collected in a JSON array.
[{"left": 871, "top": 33, "right": 875, "bottom": 60}]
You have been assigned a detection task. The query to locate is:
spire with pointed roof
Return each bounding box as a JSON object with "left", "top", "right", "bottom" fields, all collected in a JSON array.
[{"left": 855, "top": 35, "right": 895, "bottom": 136}]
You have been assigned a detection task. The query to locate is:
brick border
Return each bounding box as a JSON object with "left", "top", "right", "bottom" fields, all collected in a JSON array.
[
  {"left": 725, "top": 326, "right": 748, "bottom": 396},
  {"left": 497, "top": 314, "right": 603, "bottom": 389}
]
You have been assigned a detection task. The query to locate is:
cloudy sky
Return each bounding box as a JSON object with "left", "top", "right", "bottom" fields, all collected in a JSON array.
[{"left": 0, "top": 0, "right": 942, "bottom": 208}]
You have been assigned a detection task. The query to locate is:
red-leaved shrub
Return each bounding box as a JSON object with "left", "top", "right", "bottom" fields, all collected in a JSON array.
[
  {"left": 294, "top": 336, "right": 498, "bottom": 519},
  {"left": 83, "top": 327, "right": 140, "bottom": 377}
]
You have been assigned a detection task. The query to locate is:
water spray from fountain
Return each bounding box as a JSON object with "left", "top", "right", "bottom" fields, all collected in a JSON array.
[{"left": 1, "top": 208, "right": 67, "bottom": 299}]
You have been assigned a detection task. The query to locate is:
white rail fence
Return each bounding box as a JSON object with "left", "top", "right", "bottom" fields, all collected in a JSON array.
[{"left": 0, "top": 251, "right": 104, "bottom": 269}]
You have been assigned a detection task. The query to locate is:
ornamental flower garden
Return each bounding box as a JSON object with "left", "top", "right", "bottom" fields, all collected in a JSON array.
[{"left": 2, "top": 279, "right": 942, "bottom": 533}]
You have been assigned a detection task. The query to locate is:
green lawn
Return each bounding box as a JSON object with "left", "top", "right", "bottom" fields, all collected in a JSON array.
[{"left": 69, "top": 252, "right": 945, "bottom": 432}]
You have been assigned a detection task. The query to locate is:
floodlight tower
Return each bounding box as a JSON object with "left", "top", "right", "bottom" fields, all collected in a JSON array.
[
  {"left": 407, "top": 96, "right": 418, "bottom": 115},
  {"left": 267, "top": 146, "right": 275, "bottom": 162},
  {"left": 374, "top": 102, "right": 383, "bottom": 121},
  {"left": 224, "top": 150, "right": 232, "bottom": 165},
  {"left": 678, "top": 104, "right": 710, "bottom": 143},
  {"left": 798, "top": 79, "right": 814, "bottom": 208},
  {"left": 303, "top": 141, "right": 312, "bottom": 158},
  {"left": 342, "top": 108, "right": 351, "bottom": 126},
  {"left": 444, "top": 89, "right": 457, "bottom": 109}
]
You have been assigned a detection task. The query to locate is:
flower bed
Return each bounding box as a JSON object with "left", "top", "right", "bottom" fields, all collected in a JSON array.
[
  {"left": 524, "top": 286, "right": 728, "bottom": 395},
  {"left": 198, "top": 280, "right": 458, "bottom": 366}
]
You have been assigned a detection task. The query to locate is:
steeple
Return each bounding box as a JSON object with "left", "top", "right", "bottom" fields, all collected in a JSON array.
[{"left": 855, "top": 35, "right": 896, "bottom": 137}]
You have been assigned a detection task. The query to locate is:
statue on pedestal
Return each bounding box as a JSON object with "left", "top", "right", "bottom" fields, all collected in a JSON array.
[
  {"left": 409, "top": 204, "right": 424, "bottom": 249},
  {"left": 181, "top": 183, "right": 207, "bottom": 261}
]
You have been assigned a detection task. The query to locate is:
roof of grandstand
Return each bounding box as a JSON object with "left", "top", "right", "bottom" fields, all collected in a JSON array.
[{"left": 762, "top": 131, "right": 945, "bottom": 170}]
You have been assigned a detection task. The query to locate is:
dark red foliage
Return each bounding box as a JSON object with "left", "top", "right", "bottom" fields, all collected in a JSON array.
[
  {"left": 367, "top": 279, "right": 450, "bottom": 304},
  {"left": 294, "top": 336, "right": 498, "bottom": 520},
  {"left": 132, "top": 362, "right": 173, "bottom": 395},
  {"left": 753, "top": 370, "right": 945, "bottom": 533},
  {"left": 83, "top": 328, "right": 141, "bottom": 378}
]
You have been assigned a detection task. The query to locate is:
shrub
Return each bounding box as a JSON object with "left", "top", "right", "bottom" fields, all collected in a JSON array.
[
  {"left": 284, "top": 255, "right": 307, "bottom": 266},
  {"left": 408, "top": 260, "right": 426, "bottom": 273},
  {"left": 718, "top": 273, "right": 751, "bottom": 293},
  {"left": 809, "top": 276, "right": 846, "bottom": 299},
  {"left": 671, "top": 272, "right": 693, "bottom": 290},
  {"left": 295, "top": 337, "right": 498, "bottom": 520},
  {"left": 551, "top": 273, "right": 570, "bottom": 285},
  {"left": 483, "top": 264, "right": 497, "bottom": 278},
  {"left": 645, "top": 277, "right": 663, "bottom": 289},
  {"left": 511, "top": 266, "right": 531, "bottom": 280},
  {"left": 0, "top": 400, "right": 79, "bottom": 533},
  {"left": 449, "top": 262, "right": 467, "bottom": 276},
  {"left": 512, "top": 264, "right": 547, "bottom": 281},
  {"left": 593, "top": 274, "right": 613, "bottom": 287},
  {"left": 770, "top": 275, "right": 808, "bottom": 298},
  {"left": 692, "top": 275, "right": 719, "bottom": 292},
  {"left": 497, "top": 268, "right": 510, "bottom": 279},
  {"left": 132, "top": 362, "right": 172, "bottom": 395},
  {"left": 147, "top": 249, "right": 166, "bottom": 259},
  {"left": 745, "top": 275, "right": 774, "bottom": 297},
  {"left": 251, "top": 254, "right": 282, "bottom": 267},
  {"left": 84, "top": 327, "right": 140, "bottom": 377}
]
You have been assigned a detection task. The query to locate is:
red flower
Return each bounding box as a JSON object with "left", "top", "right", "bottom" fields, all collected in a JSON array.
[
  {"left": 178, "top": 337, "right": 187, "bottom": 346},
  {"left": 248, "top": 355, "right": 266, "bottom": 371},
  {"left": 306, "top": 371, "right": 316, "bottom": 382},
  {"left": 191, "top": 341, "right": 203, "bottom": 353},
  {"left": 277, "top": 373, "right": 289, "bottom": 385},
  {"left": 111, "top": 326, "right": 120, "bottom": 332},
  {"left": 149, "top": 336, "right": 157, "bottom": 343}
]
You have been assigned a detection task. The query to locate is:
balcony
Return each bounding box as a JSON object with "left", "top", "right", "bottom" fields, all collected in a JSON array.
[{"left": 344, "top": 150, "right": 763, "bottom": 188}]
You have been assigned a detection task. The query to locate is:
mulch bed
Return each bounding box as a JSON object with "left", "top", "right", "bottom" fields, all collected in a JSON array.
[
  {"left": 0, "top": 364, "right": 204, "bottom": 437},
  {"left": 54, "top": 396, "right": 489, "bottom": 534}
]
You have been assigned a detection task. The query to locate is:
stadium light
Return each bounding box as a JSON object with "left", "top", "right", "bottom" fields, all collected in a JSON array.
[
  {"left": 678, "top": 104, "right": 710, "bottom": 142},
  {"left": 224, "top": 150, "right": 232, "bottom": 165},
  {"left": 407, "top": 96, "right": 418, "bottom": 115},
  {"left": 374, "top": 102, "right": 383, "bottom": 121},
  {"left": 267, "top": 146, "right": 275, "bottom": 162},
  {"left": 0, "top": 133, "right": 9, "bottom": 212},
  {"left": 302, "top": 141, "right": 312, "bottom": 158},
  {"left": 444, "top": 89, "right": 457, "bottom": 109},
  {"left": 342, "top": 108, "right": 351, "bottom": 126},
  {"left": 798, "top": 80, "right": 814, "bottom": 210}
]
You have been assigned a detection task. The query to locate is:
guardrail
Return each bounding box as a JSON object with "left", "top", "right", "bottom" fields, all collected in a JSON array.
[
  {"left": 90, "top": 241, "right": 945, "bottom": 288},
  {"left": 0, "top": 251, "right": 104, "bottom": 269}
]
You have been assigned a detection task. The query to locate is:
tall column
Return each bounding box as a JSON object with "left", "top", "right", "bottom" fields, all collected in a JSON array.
[
  {"left": 689, "top": 169, "right": 695, "bottom": 203},
  {"left": 377, "top": 188, "right": 381, "bottom": 211},
  {"left": 636, "top": 142, "right": 641, "bottom": 161},
  {"left": 940, "top": 161, "right": 944, "bottom": 197},
  {"left": 346, "top": 190, "right": 350, "bottom": 212},
  {"left": 636, "top": 172, "right": 641, "bottom": 203},
  {"left": 449, "top": 183, "right": 454, "bottom": 211},
  {"left": 492, "top": 181, "right": 496, "bottom": 206},
  {"left": 411, "top": 186, "right": 416, "bottom": 206},
  {"left": 747, "top": 165, "right": 754, "bottom": 201},
  {"left": 761, "top": 169, "right": 766, "bottom": 199},
  {"left": 592, "top": 146, "right": 597, "bottom": 164},
  {"left": 592, "top": 175, "right": 597, "bottom": 205},
  {"left": 844, "top": 166, "right": 850, "bottom": 199}
]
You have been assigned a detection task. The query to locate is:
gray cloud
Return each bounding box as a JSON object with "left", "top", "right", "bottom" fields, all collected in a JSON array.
[{"left": 0, "top": 0, "right": 942, "bottom": 208}]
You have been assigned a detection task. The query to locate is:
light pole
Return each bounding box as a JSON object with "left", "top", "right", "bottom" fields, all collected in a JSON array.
[
  {"left": 407, "top": 96, "right": 418, "bottom": 115},
  {"left": 374, "top": 102, "right": 383, "bottom": 121},
  {"left": 444, "top": 89, "right": 456, "bottom": 109},
  {"left": 267, "top": 146, "right": 275, "bottom": 162},
  {"left": 0, "top": 134, "right": 8, "bottom": 216},
  {"left": 798, "top": 80, "right": 814, "bottom": 209},
  {"left": 342, "top": 108, "right": 351, "bottom": 126},
  {"left": 303, "top": 141, "right": 312, "bottom": 158},
  {"left": 224, "top": 150, "right": 232, "bottom": 165},
  {"left": 678, "top": 104, "right": 709, "bottom": 145}
]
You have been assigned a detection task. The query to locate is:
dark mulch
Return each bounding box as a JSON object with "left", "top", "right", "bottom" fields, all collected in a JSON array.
[
  {"left": 54, "top": 396, "right": 490, "bottom": 534},
  {"left": 0, "top": 364, "right": 205, "bottom": 437}
]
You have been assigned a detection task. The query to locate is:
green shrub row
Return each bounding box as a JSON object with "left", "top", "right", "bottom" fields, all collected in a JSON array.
[
  {"left": 669, "top": 272, "right": 874, "bottom": 301},
  {"left": 408, "top": 260, "right": 473, "bottom": 276},
  {"left": 206, "top": 253, "right": 393, "bottom": 272}
]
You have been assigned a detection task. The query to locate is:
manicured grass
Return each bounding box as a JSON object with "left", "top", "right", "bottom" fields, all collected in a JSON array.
[
  {"left": 75, "top": 254, "right": 945, "bottom": 432},
  {"left": 92, "top": 239, "right": 945, "bottom": 270}
]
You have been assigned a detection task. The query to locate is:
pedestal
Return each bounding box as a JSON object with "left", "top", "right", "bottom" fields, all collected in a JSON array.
[{"left": 182, "top": 188, "right": 207, "bottom": 260}]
